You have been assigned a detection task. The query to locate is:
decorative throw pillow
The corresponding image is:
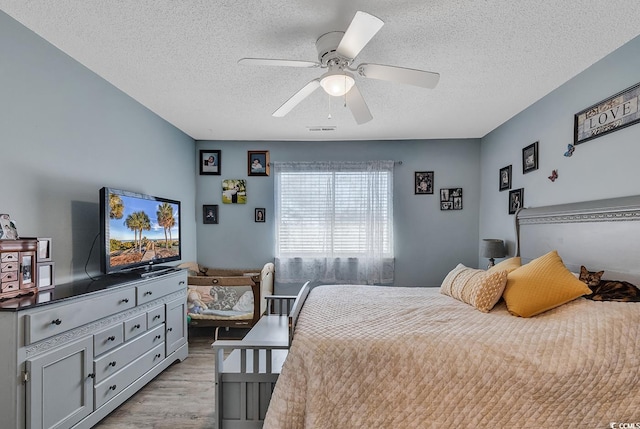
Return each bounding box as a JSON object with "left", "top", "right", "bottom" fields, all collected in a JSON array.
[
  {"left": 488, "top": 257, "right": 521, "bottom": 274},
  {"left": 441, "top": 264, "right": 508, "bottom": 312},
  {"left": 502, "top": 250, "right": 591, "bottom": 317}
]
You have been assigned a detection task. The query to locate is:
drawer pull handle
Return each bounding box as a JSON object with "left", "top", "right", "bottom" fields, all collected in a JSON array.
[
  {"left": 179, "top": 281, "right": 185, "bottom": 285},
  {"left": 144, "top": 291, "right": 153, "bottom": 296},
  {"left": 155, "top": 353, "right": 161, "bottom": 359},
  {"left": 109, "top": 385, "right": 117, "bottom": 391},
  {"left": 107, "top": 336, "right": 116, "bottom": 341},
  {"left": 121, "top": 298, "right": 129, "bottom": 303},
  {"left": 109, "top": 361, "right": 117, "bottom": 367},
  {"left": 88, "top": 373, "right": 95, "bottom": 379},
  {"left": 153, "top": 315, "right": 161, "bottom": 320},
  {"left": 51, "top": 319, "right": 62, "bottom": 325},
  {"left": 134, "top": 324, "right": 141, "bottom": 329},
  {"left": 155, "top": 335, "right": 161, "bottom": 340},
  {"left": 167, "top": 327, "right": 173, "bottom": 332}
]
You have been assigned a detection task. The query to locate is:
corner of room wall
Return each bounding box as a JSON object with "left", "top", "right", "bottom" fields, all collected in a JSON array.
[{"left": 478, "top": 35, "right": 640, "bottom": 267}]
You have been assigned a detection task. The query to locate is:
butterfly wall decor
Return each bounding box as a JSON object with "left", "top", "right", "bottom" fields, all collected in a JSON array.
[
  {"left": 548, "top": 169, "right": 558, "bottom": 182},
  {"left": 564, "top": 144, "right": 575, "bottom": 157}
]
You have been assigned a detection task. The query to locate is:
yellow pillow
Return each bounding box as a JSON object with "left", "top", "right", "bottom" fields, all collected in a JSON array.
[
  {"left": 441, "top": 264, "right": 508, "bottom": 312},
  {"left": 488, "top": 257, "right": 521, "bottom": 274},
  {"left": 502, "top": 250, "right": 591, "bottom": 317}
]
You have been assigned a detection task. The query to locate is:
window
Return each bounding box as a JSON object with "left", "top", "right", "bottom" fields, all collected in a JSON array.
[{"left": 274, "top": 161, "right": 394, "bottom": 285}]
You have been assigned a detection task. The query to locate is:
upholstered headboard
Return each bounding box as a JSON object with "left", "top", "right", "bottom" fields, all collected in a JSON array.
[{"left": 515, "top": 195, "right": 640, "bottom": 284}]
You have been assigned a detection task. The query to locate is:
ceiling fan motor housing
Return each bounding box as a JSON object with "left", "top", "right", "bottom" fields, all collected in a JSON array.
[{"left": 316, "top": 31, "right": 350, "bottom": 66}]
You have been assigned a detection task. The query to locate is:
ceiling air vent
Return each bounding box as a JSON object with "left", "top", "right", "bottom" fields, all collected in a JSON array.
[{"left": 307, "top": 126, "right": 337, "bottom": 132}]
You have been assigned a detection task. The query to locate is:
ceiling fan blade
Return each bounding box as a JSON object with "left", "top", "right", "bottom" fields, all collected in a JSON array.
[
  {"left": 336, "top": 11, "right": 384, "bottom": 60},
  {"left": 357, "top": 63, "right": 440, "bottom": 89},
  {"left": 238, "top": 58, "right": 320, "bottom": 68},
  {"left": 345, "top": 84, "right": 373, "bottom": 125},
  {"left": 272, "top": 79, "right": 321, "bottom": 117}
]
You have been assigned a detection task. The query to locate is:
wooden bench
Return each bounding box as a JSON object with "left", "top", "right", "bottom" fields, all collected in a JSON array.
[{"left": 212, "top": 282, "right": 310, "bottom": 429}]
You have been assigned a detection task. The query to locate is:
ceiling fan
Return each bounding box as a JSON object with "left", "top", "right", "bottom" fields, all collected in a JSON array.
[{"left": 238, "top": 11, "right": 440, "bottom": 124}]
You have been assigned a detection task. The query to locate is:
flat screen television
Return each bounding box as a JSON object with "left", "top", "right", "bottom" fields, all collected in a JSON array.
[{"left": 100, "top": 187, "right": 181, "bottom": 275}]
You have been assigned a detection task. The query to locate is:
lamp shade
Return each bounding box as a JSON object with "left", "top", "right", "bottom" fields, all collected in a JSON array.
[
  {"left": 481, "top": 239, "right": 506, "bottom": 259},
  {"left": 320, "top": 69, "right": 355, "bottom": 96}
]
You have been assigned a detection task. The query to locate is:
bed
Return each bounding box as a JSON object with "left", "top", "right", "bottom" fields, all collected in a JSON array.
[{"left": 263, "top": 196, "right": 640, "bottom": 428}]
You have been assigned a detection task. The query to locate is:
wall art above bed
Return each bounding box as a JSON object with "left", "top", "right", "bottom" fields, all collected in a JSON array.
[{"left": 574, "top": 81, "right": 640, "bottom": 145}]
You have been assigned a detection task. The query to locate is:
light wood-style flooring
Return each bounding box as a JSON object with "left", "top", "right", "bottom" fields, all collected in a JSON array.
[{"left": 93, "top": 330, "right": 220, "bottom": 429}]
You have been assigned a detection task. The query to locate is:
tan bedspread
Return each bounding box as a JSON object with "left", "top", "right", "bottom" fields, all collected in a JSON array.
[{"left": 264, "top": 285, "right": 640, "bottom": 428}]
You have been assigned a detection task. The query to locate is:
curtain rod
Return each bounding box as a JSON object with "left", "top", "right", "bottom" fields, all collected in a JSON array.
[{"left": 268, "top": 160, "right": 402, "bottom": 166}]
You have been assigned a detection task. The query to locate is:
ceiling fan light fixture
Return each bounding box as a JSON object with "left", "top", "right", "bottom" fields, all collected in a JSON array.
[{"left": 320, "top": 70, "right": 355, "bottom": 97}]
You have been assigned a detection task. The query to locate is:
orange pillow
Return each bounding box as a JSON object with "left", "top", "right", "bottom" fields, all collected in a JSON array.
[
  {"left": 502, "top": 251, "right": 591, "bottom": 317},
  {"left": 488, "top": 257, "right": 521, "bottom": 274}
]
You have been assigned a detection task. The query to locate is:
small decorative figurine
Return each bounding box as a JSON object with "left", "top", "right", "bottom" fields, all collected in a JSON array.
[{"left": 0, "top": 214, "right": 19, "bottom": 239}]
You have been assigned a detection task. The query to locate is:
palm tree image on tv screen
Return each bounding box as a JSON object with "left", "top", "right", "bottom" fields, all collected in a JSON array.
[{"left": 108, "top": 192, "right": 180, "bottom": 268}]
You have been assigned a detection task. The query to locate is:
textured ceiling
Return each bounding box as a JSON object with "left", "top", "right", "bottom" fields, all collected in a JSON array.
[{"left": 1, "top": 1, "right": 639, "bottom": 141}]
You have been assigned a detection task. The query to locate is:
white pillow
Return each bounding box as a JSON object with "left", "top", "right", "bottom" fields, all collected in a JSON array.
[{"left": 232, "top": 291, "right": 254, "bottom": 312}]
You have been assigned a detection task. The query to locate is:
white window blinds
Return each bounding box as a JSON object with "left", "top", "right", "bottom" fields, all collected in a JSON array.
[{"left": 274, "top": 161, "right": 394, "bottom": 285}]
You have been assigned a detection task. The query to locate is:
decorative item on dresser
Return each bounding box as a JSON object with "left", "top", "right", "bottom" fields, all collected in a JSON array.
[
  {"left": 0, "top": 238, "right": 38, "bottom": 300},
  {"left": 481, "top": 238, "right": 506, "bottom": 268}
]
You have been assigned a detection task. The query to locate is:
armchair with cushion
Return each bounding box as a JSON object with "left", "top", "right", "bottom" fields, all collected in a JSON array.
[{"left": 178, "top": 262, "right": 274, "bottom": 337}]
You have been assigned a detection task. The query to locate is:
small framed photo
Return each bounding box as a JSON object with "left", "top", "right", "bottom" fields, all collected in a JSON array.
[
  {"left": 255, "top": 208, "right": 266, "bottom": 223},
  {"left": 222, "top": 179, "right": 247, "bottom": 204},
  {"left": 509, "top": 188, "right": 524, "bottom": 214},
  {"left": 440, "top": 188, "right": 463, "bottom": 210},
  {"left": 248, "top": 151, "right": 270, "bottom": 176},
  {"left": 415, "top": 171, "right": 434, "bottom": 194},
  {"left": 522, "top": 142, "right": 538, "bottom": 174},
  {"left": 499, "top": 165, "right": 512, "bottom": 191},
  {"left": 37, "top": 237, "right": 52, "bottom": 262},
  {"left": 203, "top": 205, "right": 218, "bottom": 224},
  {"left": 199, "top": 150, "right": 221, "bottom": 175},
  {"left": 37, "top": 262, "right": 55, "bottom": 290}
]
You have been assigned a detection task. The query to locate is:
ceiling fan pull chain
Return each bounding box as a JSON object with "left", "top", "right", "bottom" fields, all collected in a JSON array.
[{"left": 328, "top": 95, "right": 332, "bottom": 119}]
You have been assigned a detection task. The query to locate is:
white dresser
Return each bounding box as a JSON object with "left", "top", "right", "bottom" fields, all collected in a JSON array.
[{"left": 0, "top": 269, "right": 188, "bottom": 429}]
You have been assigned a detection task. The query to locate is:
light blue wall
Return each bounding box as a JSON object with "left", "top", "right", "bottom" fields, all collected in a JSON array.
[
  {"left": 479, "top": 35, "right": 640, "bottom": 264},
  {"left": 196, "top": 139, "right": 481, "bottom": 287},
  {"left": 0, "top": 11, "right": 197, "bottom": 284}
]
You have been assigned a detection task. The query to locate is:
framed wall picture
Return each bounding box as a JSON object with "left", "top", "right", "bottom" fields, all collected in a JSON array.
[
  {"left": 248, "top": 151, "right": 270, "bottom": 176},
  {"left": 499, "top": 165, "right": 512, "bottom": 191},
  {"left": 36, "top": 237, "right": 52, "bottom": 262},
  {"left": 255, "top": 208, "right": 266, "bottom": 222},
  {"left": 509, "top": 188, "right": 524, "bottom": 214},
  {"left": 415, "top": 171, "right": 434, "bottom": 194},
  {"left": 440, "top": 188, "right": 463, "bottom": 210},
  {"left": 199, "top": 150, "right": 221, "bottom": 175},
  {"left": 203, "top": 205, "right": 218, "bottom": 224},
  {"left": 37, "top": 262, "right": 55, "bottom": 290},
  {"left": 222, "top": 179, "right": 247, "bottom": 204},
  {"left": 574, "top": 81, "right": 640, "bottom": 145},
  {"left": 522, "top": 142, "right": 538, "bottom": 174}
]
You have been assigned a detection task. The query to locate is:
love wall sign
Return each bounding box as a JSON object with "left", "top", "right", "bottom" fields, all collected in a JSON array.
[{"left": 574, "top": 82, "right": 640, "bottom": 145}]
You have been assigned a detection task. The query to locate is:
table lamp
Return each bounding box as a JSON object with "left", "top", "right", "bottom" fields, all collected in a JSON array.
[{"left": 481, "top": 239, "right": 506, "bottom": 268}]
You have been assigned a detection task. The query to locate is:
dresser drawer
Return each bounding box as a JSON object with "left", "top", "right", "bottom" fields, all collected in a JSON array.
[
  {"left": 136, "top": 272, "right": 186, "bottom": 305},
  {"left": 94, "top": 324, "right": 124, "bottom": 356},
  {"left": 93, "top": 324, "right": 165, "bottom": 384},
  {"left": 24, "top": 287, "right": 137, "bottom": 345},
  {"left": 94, "top": 342, "right": 165, "bottom": 408},
  {"left": 147, "top": 306, "right": 165, "bottom": 329},
  {"left": 1, "top": 252, "right": 19, "bottom": 263},
  {"left": 1, "top": 281, "right": 19, "bottom": 292},
  {"left": 1, "top": 271, "right": 18, "bottom": 282},
  {"left": 1, "top": 261, "right": 18, "bottom": 272},
  {"left": 124, "top": 313, "right": 147, "bottom": 342}
]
